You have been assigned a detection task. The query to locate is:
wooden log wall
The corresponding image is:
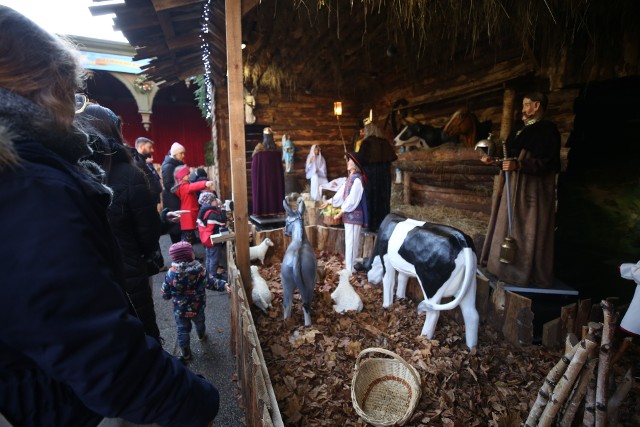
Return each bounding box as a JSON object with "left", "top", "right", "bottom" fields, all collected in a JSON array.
[{"left": 214, "top": 86, "right": 363, "bottom": 208}]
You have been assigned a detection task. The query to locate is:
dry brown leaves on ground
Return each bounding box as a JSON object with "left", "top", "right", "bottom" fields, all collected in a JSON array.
[{"left": 252, "top": 253, "right": 640, "bottom": 426}]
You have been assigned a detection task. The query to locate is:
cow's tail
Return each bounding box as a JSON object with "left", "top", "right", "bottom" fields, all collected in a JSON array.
[{"left": 422, "top": 247, "right": 476, "bottom": 311}]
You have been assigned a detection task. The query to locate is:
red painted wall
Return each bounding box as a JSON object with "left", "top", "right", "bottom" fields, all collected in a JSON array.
[
  {"left": 100, "top": 99, "right": 211, "bottom": 167},
  {"left": 87, "top": 72, "right": 211, "bottom": 167}
]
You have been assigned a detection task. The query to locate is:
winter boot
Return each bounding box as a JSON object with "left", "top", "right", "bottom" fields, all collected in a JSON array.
[
  {"left": 177, "top": 346, "right": 192, "bottom": 362},
  {"left": 197, "top": 331, "right": 207, "bottom": 342}
]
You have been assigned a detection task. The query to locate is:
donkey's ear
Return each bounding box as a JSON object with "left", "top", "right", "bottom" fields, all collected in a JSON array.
[
  {"left": 297, "top": 197, "right": 305, "bottom": 215},
  {"left": 283, "top": 198, "right": 293, "bottom": 215}
]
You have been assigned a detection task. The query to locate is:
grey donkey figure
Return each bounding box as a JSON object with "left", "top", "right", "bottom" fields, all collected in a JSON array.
[{"left": 281, "top": 197, "right": 317, "bottom": 326}]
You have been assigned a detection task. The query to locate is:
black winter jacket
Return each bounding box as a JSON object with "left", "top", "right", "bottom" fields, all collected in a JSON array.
[
  {"left": 132, "top": 148, "right": 162, "bottom": 204},
  {"left": 92, "top": 140, "right": 162, "bottom": 340},
  {"left": 161, "top": 153, "right": 183, "bottom": 211},
  {"left": 0, "top": 89, "right": 219, "bottom": 426}
]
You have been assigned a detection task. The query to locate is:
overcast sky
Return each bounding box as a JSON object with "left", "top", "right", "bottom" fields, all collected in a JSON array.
[{"left": 1, "top": 0, "right": 127, "bottom": 42}]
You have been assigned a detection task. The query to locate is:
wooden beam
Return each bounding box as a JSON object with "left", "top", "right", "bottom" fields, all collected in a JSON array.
[
  {"left": 166, "top": 32, "right": 202, "bottom": 51},
  {"left": 114, "top": 15, "right": 160, "bottom": 33},
  {"left": 241, "top": 0, "right": 261, "bottom": 16},
  {"left": 151, "top": 0, "right": 203, "bottom": 12},
  {"left": 88, "top": 3, "right": 128, "bottom": 16},
  {"left": 157, "top": 10, "right": 176, "bottom": 40},
  {"left": 226, "top": 0, "right": 251, "bottom": 295},
  {"left": 394, "top": 59, "right": 535, "bottom": 109}
]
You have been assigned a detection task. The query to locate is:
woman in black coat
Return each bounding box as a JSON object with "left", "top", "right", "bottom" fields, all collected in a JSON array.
[
  {"left": 77, "top": 104, "right": 162, "bottom": 341},
  {"left": 161, "top": 143, "right": 185, "bottom": 243}
]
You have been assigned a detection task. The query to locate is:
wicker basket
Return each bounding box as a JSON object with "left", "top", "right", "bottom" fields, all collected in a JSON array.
[
  {"left": 351, "top": 348, "right": 422, "bottom": 427},
  {"left": 322, "top": 214, "right": 342, "bottom": 226}
]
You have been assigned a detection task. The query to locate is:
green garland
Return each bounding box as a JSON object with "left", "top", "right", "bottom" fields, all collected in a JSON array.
[{"left": 133, "top": 74, "right": 154, "bottom": 94}]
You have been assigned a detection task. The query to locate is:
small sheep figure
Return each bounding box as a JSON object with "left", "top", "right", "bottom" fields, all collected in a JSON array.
[
  {"left": 250, "top": 237, "right": 274, "bottom": 265},
  {"left": 331, "top": 269, "right": 363, "bottom": 313},
  {"left": 250, "top": 266, "right": 272, "bottom": 313}
]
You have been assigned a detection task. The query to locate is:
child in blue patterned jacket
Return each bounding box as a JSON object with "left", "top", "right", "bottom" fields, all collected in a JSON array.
[{"left": 163, "top": 241, "right": 230, "bottom": 362}]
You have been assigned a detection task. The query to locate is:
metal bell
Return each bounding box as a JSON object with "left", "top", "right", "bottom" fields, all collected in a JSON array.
[{"left": 499, "top": 236, "right": 517, "bottom": 264}]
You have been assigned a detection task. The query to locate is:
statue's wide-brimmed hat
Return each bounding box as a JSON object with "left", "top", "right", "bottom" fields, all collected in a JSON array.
[{"left": 346, "top": 151, "right": 368, "bottom": 185}]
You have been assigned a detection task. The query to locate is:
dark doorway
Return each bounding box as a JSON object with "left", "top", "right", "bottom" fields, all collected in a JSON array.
[{"left": 555, "top": 76, "right": 640, "bottom": 304}]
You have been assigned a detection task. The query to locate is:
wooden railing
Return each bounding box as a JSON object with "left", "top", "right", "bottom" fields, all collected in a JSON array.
[{"left": 227, "top": 243, "right": 284, "bottom": 427}]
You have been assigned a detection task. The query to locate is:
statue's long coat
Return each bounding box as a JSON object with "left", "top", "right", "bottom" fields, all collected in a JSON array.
[
  {"left": 358, "top": 136, "right": 397, "bottom": 232},
  {"left": 251, "top": 148, "right": 285, "bottom": 215},
  {"left": 481, "top": 120, "right": 561, "bottom": 287}
]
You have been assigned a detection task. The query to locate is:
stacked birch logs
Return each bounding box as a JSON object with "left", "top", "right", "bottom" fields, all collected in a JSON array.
[{"left": 525, "top": 300, "right": 634, "bottom": 427}]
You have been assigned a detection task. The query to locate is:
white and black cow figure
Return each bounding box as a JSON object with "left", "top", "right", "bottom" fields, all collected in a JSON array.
[{"left": 367, "top": 213, "right": 479, "bottom": 350}]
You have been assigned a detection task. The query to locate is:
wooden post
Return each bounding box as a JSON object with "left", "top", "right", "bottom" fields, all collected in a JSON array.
[
  {"left": 226, "top": 0, "right": 251, "bottom": 294},
  {"left": 499, "top": 87, "right": 515, "bottom": 141},
  {"left": 215, "top": 86, "right": 231, "bottom": 203},
  {"left": 502, "top": 291, "right": 533, "bottom": 346}
]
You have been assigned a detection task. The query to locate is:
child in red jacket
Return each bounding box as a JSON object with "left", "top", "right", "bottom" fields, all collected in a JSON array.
[
  {"left": 197, "top": 192, "right": 227, "bottom": 280},
  {"left": 172, "top": 165, "right": 215, "bottom": 243}
]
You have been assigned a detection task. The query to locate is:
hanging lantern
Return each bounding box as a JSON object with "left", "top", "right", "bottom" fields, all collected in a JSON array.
[{"left": 334, "top": 101, "right": 343, "bottom": 116}]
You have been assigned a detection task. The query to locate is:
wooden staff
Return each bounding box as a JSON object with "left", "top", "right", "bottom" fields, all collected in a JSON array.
[{"left": 479, "top": 87, "right": 515, "bottom": 264}]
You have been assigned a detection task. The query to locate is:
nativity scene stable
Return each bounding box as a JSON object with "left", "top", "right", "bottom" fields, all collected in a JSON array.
[{"left": 95, "top": 0, "right": 640, "bottom": 425}]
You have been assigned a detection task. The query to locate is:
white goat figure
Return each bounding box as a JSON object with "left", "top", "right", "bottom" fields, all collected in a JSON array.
[
  {"left": 250, "top": 237, "right": 274, "bottom": 265},
  {"left": 250, "top": 266, "right": 272, "bottom": 313},
  {"left": 331, "top": 269, "right": 363, "bottom": 313}
]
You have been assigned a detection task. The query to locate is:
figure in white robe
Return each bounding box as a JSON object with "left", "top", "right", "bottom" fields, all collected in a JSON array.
[{"left": 305, "top": 144, "right": 328, "bottom": 201}]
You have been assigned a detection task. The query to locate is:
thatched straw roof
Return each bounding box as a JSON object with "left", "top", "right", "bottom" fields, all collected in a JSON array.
[{"left": 93, "top": 0, "right": 639, "bottom": 94}]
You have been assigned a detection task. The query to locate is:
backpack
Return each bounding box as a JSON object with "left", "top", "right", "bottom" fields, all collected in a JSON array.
[{"left": 197, "top": 206, "right": 226, "bottom": 248}]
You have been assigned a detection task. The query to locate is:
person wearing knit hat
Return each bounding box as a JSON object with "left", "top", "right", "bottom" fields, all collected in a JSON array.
[
  {"left": 320, "top": 151, "right": 368, "bottom": 273},
  {"left": 172, "top": 165, "right": 216, "bottom": 243},
  {"left": 197, "top": 192, "right": 227, "bottom": 282},
  {"left": 198, "top": 191, "right": 217, "bottom": 207},
  {"left": 170, "top": 142, "right": 186, "bottom": 157},
  {"left": 190, "top": 167, "right": 208, "bottom": 184},
  {"left": 163, "top": 242, "right": 230, "bottom": 362},
  {"left": 169, "top": 241, "right": 194, "bottom": 263},
  {"left": 162, "top": 142, "right": 186, "bottom": 242}
]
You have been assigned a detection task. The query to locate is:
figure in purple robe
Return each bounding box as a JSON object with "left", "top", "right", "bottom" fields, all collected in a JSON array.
[{"left": 251, "top": 127, "right": 285, "bottom": 216}]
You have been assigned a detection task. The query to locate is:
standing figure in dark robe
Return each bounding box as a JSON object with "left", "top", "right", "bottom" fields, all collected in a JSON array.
[
  {"left": 356, "top": 121, "right": 397, "bottom": 232},
  {"left": 480, "top": 92, "right": 561, "bottom": 287},
  {"left": 251, "top": 127, "right": 285, "bottom": 216}
]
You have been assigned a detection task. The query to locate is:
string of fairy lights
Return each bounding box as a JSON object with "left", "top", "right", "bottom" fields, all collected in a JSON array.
[{"left": 200, "top": 0, "right": 213, "bottom": 119}]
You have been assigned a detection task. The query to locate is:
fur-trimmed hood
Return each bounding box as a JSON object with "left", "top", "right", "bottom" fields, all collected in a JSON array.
[
  {"left": 0, "top": 88, "right": 92, "bottom": 173},
  {"left": 0, "top": 88, "right": 112, "bottom": 199}
]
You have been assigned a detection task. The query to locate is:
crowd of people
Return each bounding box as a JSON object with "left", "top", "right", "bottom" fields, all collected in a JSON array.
[{"left": 0, "top": 6, "right": 229, "bottom": 426}]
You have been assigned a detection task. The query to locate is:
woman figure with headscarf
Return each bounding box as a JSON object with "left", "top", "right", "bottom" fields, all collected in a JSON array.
[{"left": 305, "top": 144, "right": 328, "bottom": 201}]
